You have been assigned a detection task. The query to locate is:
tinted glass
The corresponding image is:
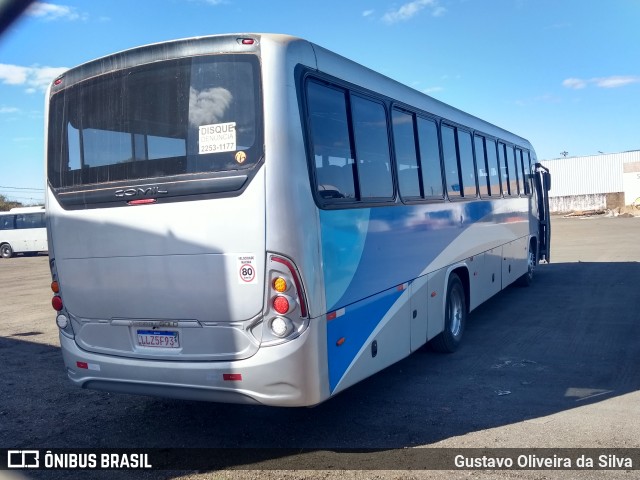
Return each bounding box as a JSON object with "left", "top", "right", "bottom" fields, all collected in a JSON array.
[
  {"left": 474, "top": 135, "right": 489, "bottom": 197},
  {"left": 506, "top": 145, "right": 519, "bottom": 195},
  {"left": 392, "top": 110, "right": 421, "bottom": 198},
  {"left": 524, "top": 150, "right": 533, "bottom": 195},
  {"left": 517, "top": 149, "right": 531, "bottom": 195},
  {"left": 485, "top": 138, "right": 501, "bottom": 196},
  {"left": 441, "top": 125, "right": 460, "bottom": 197},
  {"left": 417, "top": 117, "right": 443, "bottom": 198},
  {"left": 458, "top": 130, "right": 476, "bottom": 197},
  {"left": 307, "top": 82, "right": 356, "bottom": 200},
  {"left": 16, "top": 213, "right": 45, "bottom": 229},
  {"left": 498, "top": 142, "right": 510, "bottom": 195},
  {"left": 48, "top": 55, "right": 262, "bottom": 189},
  {"left": 351, "top": 96, "right": 393, "bottom": 199},
  {"left": 0, "top": 215, "right": 15, "bottom": 230}
]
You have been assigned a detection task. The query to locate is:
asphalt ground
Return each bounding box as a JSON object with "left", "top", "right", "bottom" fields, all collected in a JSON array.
[{"left": 0, "top": 215, "right": 639, "bottom": 480}]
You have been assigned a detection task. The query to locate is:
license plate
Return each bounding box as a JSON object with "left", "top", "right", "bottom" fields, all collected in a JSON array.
[{"left": 137, "top": 330, "right": 180, "bottom": 348}]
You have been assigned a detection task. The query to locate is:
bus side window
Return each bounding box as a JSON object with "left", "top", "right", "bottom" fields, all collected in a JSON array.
[
  {"left": 485, "top": 138, "right": 501, "bottom": 196},
  {"left": 518, "top": 149, "right": 532, "bottom": 195},
  {"left": 0, "top": 215, "right": 15, "bottom": 230},
  {"left": 525, "top": 150, "right": 533, "bottom": 195},
  {"left": 498, "top": 142, "right": 510, "bottom": 195},
  {"left": 392, "top": 109, "right": 421, "bottom": 199},
  {"left": 441, "top": 125, "right": 460, "bottom": 198},
  {"left": 417, "top": 117, "right": 444, "bottom": 199},
  {"left": 506, "top": 145, "right": 519, "bottom": 195},
  {"left": 457, "top": 129, "right": 476, "bottom": 198},
  {"left": 306, "top": 81, "right": 357, "bottom": 200},
  {"left": 15, "top": 215, "right": 28, "bottom": 229},
  {"left": 474, "top": 135, "right": 490, "bottom": 197},
  {"left": 350, "top": 95, "right": 393, "bottom": 200}
]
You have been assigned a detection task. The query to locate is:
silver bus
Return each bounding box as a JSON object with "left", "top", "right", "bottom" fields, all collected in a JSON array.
[{"left": 46, "top": 34, "right": 551, "bottom": 406}]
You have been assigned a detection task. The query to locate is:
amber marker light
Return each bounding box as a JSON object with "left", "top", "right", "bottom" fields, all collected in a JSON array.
[
  {"left": 273, "top": 277, "right": 287, "bottom": 293},
  {"left": 51, "top": 281, "right": 60, "bottom": 293}
]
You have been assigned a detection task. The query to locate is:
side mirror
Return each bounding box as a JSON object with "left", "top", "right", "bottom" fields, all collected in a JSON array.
[{"left": 543, "top": 172, "right": 551, "bottom": 191}]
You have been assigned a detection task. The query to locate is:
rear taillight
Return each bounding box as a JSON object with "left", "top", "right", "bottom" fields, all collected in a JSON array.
[
  {"left": 271, "top": 255, "right": 308, "bottom": 317},
  {"left": 49, "top": 257, "right": 72, "bottom": 334},
  {"left": 51, "top": 280, "right": 63, "bottom": 311},
  {"left": 257, "top": 253, "right": 309, "bottom": 345}
]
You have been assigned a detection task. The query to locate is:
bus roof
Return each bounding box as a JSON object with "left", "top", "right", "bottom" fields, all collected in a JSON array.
[{"left": 7, "top": 206, "right": 45, "bottom": 213}]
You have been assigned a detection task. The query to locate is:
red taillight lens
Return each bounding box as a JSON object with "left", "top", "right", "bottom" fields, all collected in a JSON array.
[
  {"left": 52, "top": 296, "right": 63, "bottom": 311},
  {"left": 272, "top": 296, "right": 289, "bottom": 315}
]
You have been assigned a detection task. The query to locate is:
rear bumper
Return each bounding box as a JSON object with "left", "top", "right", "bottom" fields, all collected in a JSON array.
[{"left": 59, "top": 325, "right": 327, "bottom": 407}]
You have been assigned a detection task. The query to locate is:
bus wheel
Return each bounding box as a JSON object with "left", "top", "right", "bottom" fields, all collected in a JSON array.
[
  {"left": 430, "top": 273, "right": 466, "bottom": 353},
  {"left": 0, "top": 243, "right": 14, "bottom": 259},
  {"left": 516, "top": 247, "right": 535, "bottom": 287}
]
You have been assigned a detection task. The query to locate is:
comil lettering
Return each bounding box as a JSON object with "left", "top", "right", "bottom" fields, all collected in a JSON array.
[{"left": 114, "top": 186, "right": 168, "bottom": 198}]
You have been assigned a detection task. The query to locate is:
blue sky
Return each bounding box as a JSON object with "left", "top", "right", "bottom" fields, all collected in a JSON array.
[{"left": 1, "top": 0, "right": 639, "bottom": 204}]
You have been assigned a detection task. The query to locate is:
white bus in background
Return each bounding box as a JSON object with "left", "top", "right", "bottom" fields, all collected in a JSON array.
[
  {"left": 45, "top": 34, "right": 551, "bottom": 407},
  {"left": 0, "top": 206, "right": 48, "bottom": 258}
]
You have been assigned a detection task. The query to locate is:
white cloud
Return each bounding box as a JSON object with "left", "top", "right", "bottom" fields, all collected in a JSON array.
[
  {"left": 0, "top": 64, "right": 29, "bottom": 85},
  {"left": 0, "top": 107, "right": 20, "bottom": 114},
  {"left": 593, "top": 76, "right": 640, "bottom": 88},
  {"left": 362, "top": 9, "right": 375, "bottom": 17},
  {"left": 0, "top": 64, "right": 68, "bottom": 92},
  {"left": 382, "top": 0, "right": 444, "bottom": 23},
  {"left": 27, "top": 2, "right": 86, "bottom": 21},
  {"left": 562, "top": 78, "right": 587, "bottom": 89},
  {"left": 563, "top": 76, "right": 640, "bottom": 90}
]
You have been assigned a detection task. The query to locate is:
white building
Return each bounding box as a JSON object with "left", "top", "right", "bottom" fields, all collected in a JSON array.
[{"left": 541, "top": 150, "right": 640, "bottom": 213}]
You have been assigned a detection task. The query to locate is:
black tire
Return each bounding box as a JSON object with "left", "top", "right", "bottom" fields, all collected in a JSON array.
[
  {"left": 515, "top": 245, "right": 535, "bottom": 287},
  {"left": 0, "top": 243, "right": 14, "bottom": 259},
  {"left": 430, "top": 273, "right": 466, "bottom": 353}
]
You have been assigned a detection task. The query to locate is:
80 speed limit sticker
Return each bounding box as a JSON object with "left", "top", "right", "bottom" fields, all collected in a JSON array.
[{"left": 238, "top": 255, "right": 257, "bottom": 284}]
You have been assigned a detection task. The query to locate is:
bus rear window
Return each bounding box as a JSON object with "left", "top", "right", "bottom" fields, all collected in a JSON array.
[{"left": 48, "top": 55, "right": 262, "bottom": 190}]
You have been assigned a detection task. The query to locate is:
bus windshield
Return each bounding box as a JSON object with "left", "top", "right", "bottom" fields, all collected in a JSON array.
[{"left": 48, "top": 54, "right": 263, "bottom": 191}]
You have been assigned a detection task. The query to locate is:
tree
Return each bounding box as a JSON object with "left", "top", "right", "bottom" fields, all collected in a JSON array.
[{"left": 0, "top": 194, "right": 23, "bottom": 211}]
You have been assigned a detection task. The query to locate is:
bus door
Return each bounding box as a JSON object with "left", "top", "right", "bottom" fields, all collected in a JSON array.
[{"left": 534, "top": 163, "right": 551, "bottom": 262}]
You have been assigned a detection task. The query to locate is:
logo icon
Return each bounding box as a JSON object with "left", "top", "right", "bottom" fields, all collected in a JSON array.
[{"left": 7, "top": 450, "right": 39, "bottom": 468}]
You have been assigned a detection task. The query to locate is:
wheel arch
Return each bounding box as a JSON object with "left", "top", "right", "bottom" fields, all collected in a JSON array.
[
  {"left": 530, "top": 235, "right": 539, "bottom": 266},
  {"left": 444, "top": 264, "right": 470, "bottom": 315}
]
